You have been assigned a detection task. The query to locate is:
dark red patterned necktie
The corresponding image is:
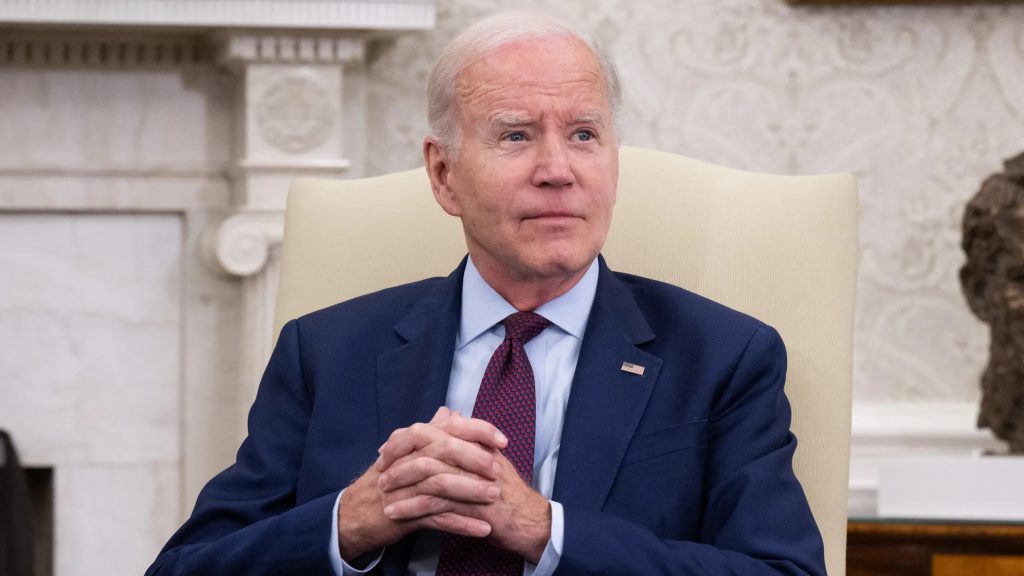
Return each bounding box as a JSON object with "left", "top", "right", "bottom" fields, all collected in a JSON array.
[{"left": 435, "top": 311, "right": 550, "bottom": 576}]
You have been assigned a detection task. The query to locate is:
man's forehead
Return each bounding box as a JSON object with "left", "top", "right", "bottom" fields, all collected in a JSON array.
[
  {"left": 454, "top": 41, "right": 609, "bottom": 118},
  {"left": 455, "top": 70, "right": 607, "bottom": 107}
]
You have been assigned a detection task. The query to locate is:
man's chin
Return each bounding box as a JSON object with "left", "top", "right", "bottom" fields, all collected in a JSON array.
[{"left": 520, "top": 254, "right": 597, "bottom": 283}]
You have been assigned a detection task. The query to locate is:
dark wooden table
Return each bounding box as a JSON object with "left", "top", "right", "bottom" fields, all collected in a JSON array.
[{"left": 848, "top": 519, "right": 1024, "bottom": 576}]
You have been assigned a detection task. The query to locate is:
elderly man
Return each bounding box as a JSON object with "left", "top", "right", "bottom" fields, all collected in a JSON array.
[{"left": 148, "top": 12, "right": 825, "bottom": 576}]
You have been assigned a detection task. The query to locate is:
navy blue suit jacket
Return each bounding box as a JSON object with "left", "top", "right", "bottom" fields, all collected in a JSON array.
[{"left": 148, "top": 258, "right": 826, "bottom": 575}]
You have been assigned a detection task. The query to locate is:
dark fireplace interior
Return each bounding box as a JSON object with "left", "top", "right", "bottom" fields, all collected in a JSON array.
[{"left": 27, "top": 467, "right": 53, "bottom": 576}]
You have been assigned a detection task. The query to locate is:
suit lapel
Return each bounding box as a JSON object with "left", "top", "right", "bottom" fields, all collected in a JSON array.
[
  {"left": 553, "top": 259, "right": 663, "bottom": 511},
  {"left": 375, "top": 260, "right": 464, "bottom": 446}
]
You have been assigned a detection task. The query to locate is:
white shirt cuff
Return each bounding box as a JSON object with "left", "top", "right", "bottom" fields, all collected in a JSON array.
[
  {"left": 526, "top": 500, "right": 563, "bottom": 576},
  {"left": 329, "top": 490, "right": 385, "bottom": 575}
]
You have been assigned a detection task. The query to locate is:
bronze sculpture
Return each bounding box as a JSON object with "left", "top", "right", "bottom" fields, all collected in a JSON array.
[{"left": 960, "top": 152, "right": 1024, "bottom": 454}]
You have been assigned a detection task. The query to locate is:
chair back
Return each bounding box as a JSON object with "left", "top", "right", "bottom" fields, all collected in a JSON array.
[{"left": 275, "top": 146, "right": 858, "bottom": 576}]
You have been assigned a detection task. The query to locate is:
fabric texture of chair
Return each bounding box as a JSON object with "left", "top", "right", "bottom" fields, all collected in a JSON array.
[{"left": 274, "top": 145, "right": 858, "bottom": 576}]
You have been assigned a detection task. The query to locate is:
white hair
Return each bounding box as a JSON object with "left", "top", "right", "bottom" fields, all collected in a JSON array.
[{"left": 426, "top": 11, "right": 622, "bottom": 157}]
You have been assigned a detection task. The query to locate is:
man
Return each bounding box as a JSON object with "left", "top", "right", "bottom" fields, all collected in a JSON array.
[{"left": 148, "top": 12, "right": 826, "bottom": 576}]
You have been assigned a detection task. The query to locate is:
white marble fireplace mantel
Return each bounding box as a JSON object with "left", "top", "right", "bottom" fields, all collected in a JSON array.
[
  {"left": 0, "top": 3, "right": 436, "bottom": 575},
  {"left": 0, "top": 0, "right": 436, "bottom": 30}
]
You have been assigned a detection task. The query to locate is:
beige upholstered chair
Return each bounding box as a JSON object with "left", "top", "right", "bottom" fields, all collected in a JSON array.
[{"left": 274, "top": 146, "right": 858, "bottom": 576}]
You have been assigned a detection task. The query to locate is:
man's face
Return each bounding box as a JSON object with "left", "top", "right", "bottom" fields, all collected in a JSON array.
[{"left": 428, "top": 36, "right": 618, "bottom": 291}]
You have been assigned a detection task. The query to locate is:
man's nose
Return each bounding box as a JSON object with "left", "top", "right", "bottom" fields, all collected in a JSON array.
[{"left": 532, "top": 137, "right": 574, "bottom": 188}]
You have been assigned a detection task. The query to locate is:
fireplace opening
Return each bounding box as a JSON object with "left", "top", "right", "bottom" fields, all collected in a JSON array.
[
  {"left": 26, "top": 467, "right": 53, "bottom": 576},
  {"left": 2, "top": 429, "right": 52, "bottom": 576}
]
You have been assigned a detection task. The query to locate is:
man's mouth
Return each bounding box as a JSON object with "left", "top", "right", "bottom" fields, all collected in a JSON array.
[{"left": 525, "top": 212, "right": 579, "bottom": 220}]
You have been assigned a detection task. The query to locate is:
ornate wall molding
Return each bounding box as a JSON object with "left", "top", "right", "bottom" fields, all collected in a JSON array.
[
  {"left": 216, "top": 34, "right": 366, "bottom": 66},
  {"left": 0, "top": 4, "right": 404, "bottom": 69},
  {"left": 210, "top": 211, "right": 284, "bottom": 278},
  {"left": 0, "top": 0, "right": 435, "bottom": 31},
  {"left": 0, "top": 34, "right": 206, "bottom": 67},
  {"left": 256, "top": 75, "right": 336, "bottom": 154},
  {"left": 211, "top": 33, "right": 369, "bottom": 216}
]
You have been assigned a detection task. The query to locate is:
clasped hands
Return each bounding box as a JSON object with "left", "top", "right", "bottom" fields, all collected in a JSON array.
[{"left": 338, "top": 407, "right": 551, "bottom": 565}]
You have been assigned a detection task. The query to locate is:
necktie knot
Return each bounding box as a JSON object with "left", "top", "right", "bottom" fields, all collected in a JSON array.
[{"left": 502, "top": 311, "right": 550, "bottom": 343}]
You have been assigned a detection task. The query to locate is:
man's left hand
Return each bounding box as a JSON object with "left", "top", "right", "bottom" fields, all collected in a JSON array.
[{"left": 376, "top": 409, "right": 552, "bottom": 563}]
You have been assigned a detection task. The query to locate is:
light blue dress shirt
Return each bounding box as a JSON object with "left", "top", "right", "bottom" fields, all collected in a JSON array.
[{"left": 330, "top": 257, "right": 598, "bottom": 576}]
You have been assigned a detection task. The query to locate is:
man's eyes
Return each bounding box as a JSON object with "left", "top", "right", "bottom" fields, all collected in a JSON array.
[
  {"left": 574, "top": 129, "right": 596, "bottom": 142},
  {"left": 501, "top": 130, "right": 597, "bottom": 142}
]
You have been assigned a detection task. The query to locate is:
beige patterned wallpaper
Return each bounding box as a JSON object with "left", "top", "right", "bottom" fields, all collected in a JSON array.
[{"left": 364, "top": 0, "right": 1024, "bottom": 403}]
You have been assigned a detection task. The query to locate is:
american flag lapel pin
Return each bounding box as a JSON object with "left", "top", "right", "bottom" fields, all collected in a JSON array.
[{"left": 620, "top": 362, "right": 645, "bottom": 376}]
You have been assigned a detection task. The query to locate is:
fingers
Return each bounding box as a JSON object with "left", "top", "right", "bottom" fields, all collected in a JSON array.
[
  {"left": 430, "top": 406, "right": 452, "bottom": 424},
  {"left": 378, "top": 454, "right": 501, "bottom": 509},
  {"left": 423, "top": 512, "right": 492, "bottom": 538},
  {"left": 379, "top": 454, "right": 485, "bottom": 490},
  {"left": 380, "top": 467, "right": 501, "bottom": 507},
  {"left": 382, "top": 493, "right": 489, "bottom": 525},
  {"left": 377, "top": 414, "right": 507, "bottom": 474},
  {"left": 384, "top": 438, "right": 501, "bottom": 484},
  {"left": 436, "top": 413, "right": 508, "bottom": 451},
  {"left": 376, "top": 422, "right": 448, "bottom": 471}
]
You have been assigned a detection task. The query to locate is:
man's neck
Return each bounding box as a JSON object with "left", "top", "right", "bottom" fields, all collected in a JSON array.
[{"left": 470, "top": 257, "right": 595, "bottom": 312}]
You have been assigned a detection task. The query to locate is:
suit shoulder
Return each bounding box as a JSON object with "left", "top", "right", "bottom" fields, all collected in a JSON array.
[{"left": 289, "top": 275, "right": 448, "bottom": 337}]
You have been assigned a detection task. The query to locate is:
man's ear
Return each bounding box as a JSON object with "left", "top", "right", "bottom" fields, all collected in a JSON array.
[{"left": 424, "top": 138, "right": 462, "bottom": 217}]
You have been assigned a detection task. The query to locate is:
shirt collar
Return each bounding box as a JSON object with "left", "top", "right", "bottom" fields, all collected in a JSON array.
[{"left": 457, "top": 256, "right": 599, "bottom": 348}]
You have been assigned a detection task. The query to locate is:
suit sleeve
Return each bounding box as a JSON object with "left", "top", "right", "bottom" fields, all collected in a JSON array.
[
  {"left": 556, "top": 326, "right": 827, "bottom": 576},
  {"left": 146, "top": 319, "right": 340, "bottom": 576}
]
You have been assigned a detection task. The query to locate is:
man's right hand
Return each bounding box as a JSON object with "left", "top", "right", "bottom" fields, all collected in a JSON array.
[{"left": 336, "top": 407, "right": 508, "bottom": 561}]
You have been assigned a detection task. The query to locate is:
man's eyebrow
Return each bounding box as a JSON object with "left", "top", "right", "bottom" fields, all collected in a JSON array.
[
  {"left": 485, "top": 111, "right": 608, "bottom": 131},
  {"left": 487, "top": 113, "right": 533, "bottom": 130},
  {"left": 573, "top": 112, "right": 607, "bottom": 125}
]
